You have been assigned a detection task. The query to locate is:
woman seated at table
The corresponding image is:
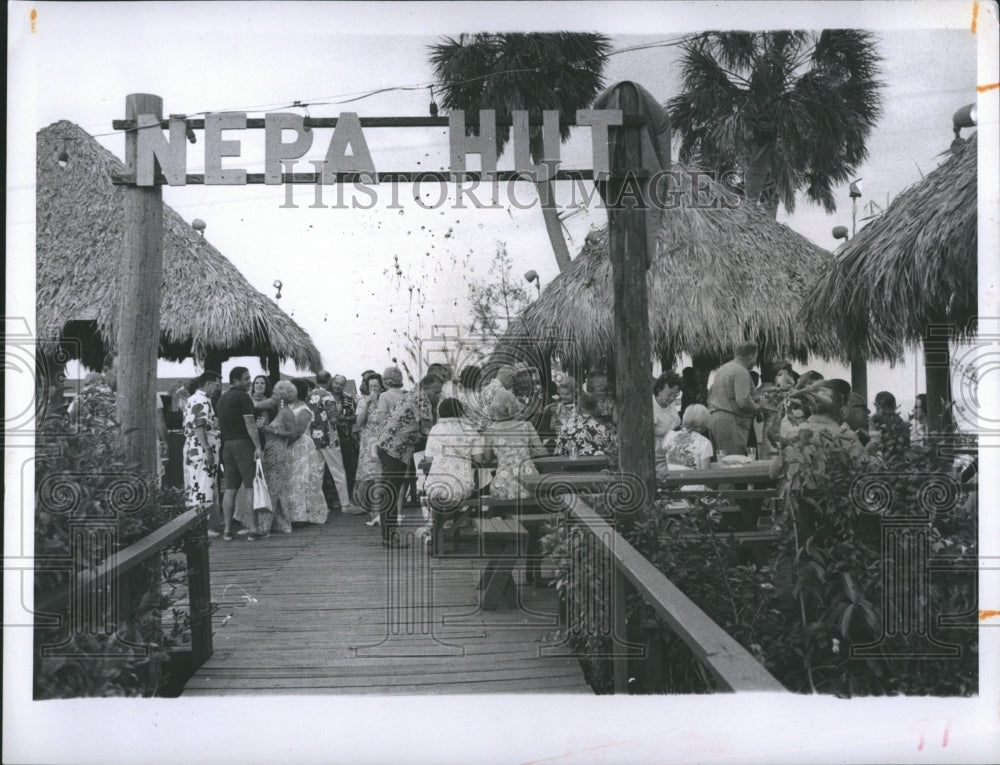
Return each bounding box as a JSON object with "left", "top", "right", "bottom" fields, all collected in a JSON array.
[
  {"left": 423, "top": 397, "right": 484, "bottom": 515},
  {"left": 481, "top": 390, "right": 547, "bottom": 500},
  {"left": 554, "top": 393, "right": 617, "bottom": 460},
  {"left": 767, "top": 382, "right": 868, "bottom": 479},
  {"left": 656, "top": 403, "right": 714, "bottom": 480}
]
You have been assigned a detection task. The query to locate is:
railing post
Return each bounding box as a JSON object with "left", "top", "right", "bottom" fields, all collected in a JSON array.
[
  {"left": 184, "top": 515, "right": 214, "bottom": 669},
  {"left": 613, "top": 566, "right": 629, "bottom": 694}
]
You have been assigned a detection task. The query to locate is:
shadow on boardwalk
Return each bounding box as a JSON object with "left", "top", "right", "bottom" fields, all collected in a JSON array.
[{"left": 183, "top": 510, "right": 591, "bottom": 695}]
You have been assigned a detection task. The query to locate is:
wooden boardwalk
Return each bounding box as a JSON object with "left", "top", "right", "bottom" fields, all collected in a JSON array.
[{"left": 183, "top": 510, "right": 591, "bottom": 695}]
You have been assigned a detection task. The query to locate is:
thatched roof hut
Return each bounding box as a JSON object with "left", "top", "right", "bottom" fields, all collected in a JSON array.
[
  {"left": 801, "top": 133, "right": 977, "bottom": 362},
  {"left": 37, "top": 120, "right": 322, "bottom": 372},
  {"left": 502, "top": 167, "right": 836, "bottom": 372}
]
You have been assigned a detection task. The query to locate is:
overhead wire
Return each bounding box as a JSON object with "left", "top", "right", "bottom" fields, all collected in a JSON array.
[{"left": 82, "top": 36, "right": 691, "bottom": 139}]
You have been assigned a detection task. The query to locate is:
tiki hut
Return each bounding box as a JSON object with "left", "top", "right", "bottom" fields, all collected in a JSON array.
[
  {"left": 36, "top": 120, "right": 322, "bottom": 373},
  {"left": 801, "top": 132, "right": 977, "bottom": 429},
  {"left": 498, "top": 166, "right": 836, "bottom": 380},
  {"left": 802, "top": 133, "right": 977, "bottom": 361}
]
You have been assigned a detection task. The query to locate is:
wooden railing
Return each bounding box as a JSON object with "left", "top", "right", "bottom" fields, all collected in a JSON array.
[
  {"left": 35, "top": 509, "right": 214, "bottom": 670},
  {"left": 562, "top": 495, "right": 785, "bottom": 693}
]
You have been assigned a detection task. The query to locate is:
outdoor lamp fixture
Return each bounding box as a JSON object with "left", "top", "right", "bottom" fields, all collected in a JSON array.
[
  {"left": 849, "top": 179, "right": 863, "bottom": 237},
  {"left": 191, "top": 218, "right": 206, "bottom": 237},
  {"left": 273, "top": 280, "right": 283, "bottom": 300},
  {"left": 429, "top": 86, "right": 439, "bottom": 117},
  {"left": 832, "top": 225, "right": 849, "bottom": 241},
  {"left": 524, "top": 270, "right": 541, "bottom": 295},
  {"left": 952, "top": 103, "right": 977, "bottom": 149}
]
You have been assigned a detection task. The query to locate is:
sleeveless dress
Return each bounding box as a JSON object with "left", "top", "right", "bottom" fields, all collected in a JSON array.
[
  {"left": 252, "top": 404, "right": 294, "bottom": 534},
  {"left": 284, "top": 403, "right": 330, "bottom": 524},
  {"left": 353, "top": 392, "right": 383, "bottom": 508},
  {"left": 182, "top": 390, "right": 220, "bottom": 511},
  {"left": 484, "top": 420, "right": 544, "bottom": 500}
]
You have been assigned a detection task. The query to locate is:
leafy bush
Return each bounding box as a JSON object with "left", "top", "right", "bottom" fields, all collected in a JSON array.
[
  {"left": 34, "top": 388, "right": 194, "bottom": 698},
  {"left": 543, "top": 429, "right": 978, "bottom": 696}
]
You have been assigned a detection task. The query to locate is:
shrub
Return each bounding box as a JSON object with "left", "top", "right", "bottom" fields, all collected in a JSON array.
[
  {"left": 33, "top": 387, "right": 194, "bottom": 698},
  {"left": 543, "top": 429, "right": 977, "bottom": 696}
]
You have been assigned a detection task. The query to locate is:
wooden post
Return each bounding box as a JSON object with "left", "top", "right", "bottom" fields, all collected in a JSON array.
[
  {"left": 184, "top": 514, "right": 214, "bottom": 669},
  {"left": 267, "top": 351, "right": 281, "bottom": 386},
  {"left": 923, "top": 323, "right": 953, "bottom": 433},
  {"left": 119, "top": 93, "right": 165, "bottom": 477},
  {"left": 851, "top": 353, "right": 868, "bottom": 401},
  {"left": 203, "top": 348, "right": 224, "bottom": 377},
  {"left": 606, "top": 82, "right": 656, "bottom": 532}
]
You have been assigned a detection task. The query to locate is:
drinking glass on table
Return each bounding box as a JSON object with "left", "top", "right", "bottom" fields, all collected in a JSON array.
[
  {"left": 716, "top": 450, "right": 728, "bottom": 462},
  {"left": 746, "top": 447, "right": 758, "bottom": 460}
]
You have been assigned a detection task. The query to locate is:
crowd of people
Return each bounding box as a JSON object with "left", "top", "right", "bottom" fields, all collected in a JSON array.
[{"left": 65, "top": 344, "right": 938, "bottom": 546}]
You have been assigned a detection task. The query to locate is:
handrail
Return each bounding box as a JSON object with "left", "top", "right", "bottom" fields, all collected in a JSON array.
[
  {"left": 564, "top": 494, "right": 786, "bottom": 693},
  {"left": 35, "top": 508, "right": 214, "bottom": 671},
  {"left": 36, "top": 509, "right": 202, "bottom": 613}
]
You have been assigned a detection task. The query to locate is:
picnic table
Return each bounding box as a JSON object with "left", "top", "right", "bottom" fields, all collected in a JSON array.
[
  {"left": 518, "top": 460, "right": 775, "bottom": 495},
  {"left": 532, "top": 455, "right": 612, "bottom": 473}
]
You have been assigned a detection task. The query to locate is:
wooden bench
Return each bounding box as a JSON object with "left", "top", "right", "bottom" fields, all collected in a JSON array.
[
  {"left": 471, "top": 516, "right": 528, "bottom": 610},
  {"left": 430, "top": 496, "right": 564, "bottom": 592},
  {"left": 659, "top": 487, "right": 780, "bottom": 531}
]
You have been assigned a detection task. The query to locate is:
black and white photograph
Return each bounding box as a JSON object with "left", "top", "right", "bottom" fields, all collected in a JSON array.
[{"left": 5, "top": 1, "right": 999, "bottom": 763}]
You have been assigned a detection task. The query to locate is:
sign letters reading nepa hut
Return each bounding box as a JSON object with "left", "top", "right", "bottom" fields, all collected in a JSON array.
[{"left": 130, "top": 110, "right": 625, "bottom": 185}]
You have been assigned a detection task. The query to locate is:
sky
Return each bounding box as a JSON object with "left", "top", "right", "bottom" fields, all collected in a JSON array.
[
  {"left": 9, "top": 0, "right": 989, "bottom": 413},
  {"left": 6, "top": 3, "right": 1000, "bottom": 763}
]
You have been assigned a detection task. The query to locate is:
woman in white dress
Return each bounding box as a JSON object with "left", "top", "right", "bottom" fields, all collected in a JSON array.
[
  {"left": 423, "top": 397, "right": 484, "bottom": 510},
  {"left": 182, "top": 372, "right": 221, "bottom": 513},
  {"left": 652, "top": 371, "right": 682, "bottom": 470}
]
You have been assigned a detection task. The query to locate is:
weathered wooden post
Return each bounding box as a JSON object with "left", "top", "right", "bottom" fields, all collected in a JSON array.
[
  {"left": 603, "top": 83, "right": 657, "bottom": 533},
  {"left": 119, "top": 93, "right": 165, "bottom": 477},
  {"left": 923, "top": 322, "right": 953, "bottom": 433},
  {"left": 596, "top": 81, "right": 669, "bottom": 695}
]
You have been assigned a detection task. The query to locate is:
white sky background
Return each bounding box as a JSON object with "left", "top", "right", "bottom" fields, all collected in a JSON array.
[
  {"left": 12, "top": 1, "right": 984, "bottom": 409},
  {"left": 6, "top": 2, "right": 1000, "bottom": 764}
]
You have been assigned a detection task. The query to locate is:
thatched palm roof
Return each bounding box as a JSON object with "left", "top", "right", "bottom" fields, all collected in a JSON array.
[
  {"left": 801, "top": 133, "right": 977, "bottom": 362},
  {"left": 503, "top": 167, "right": 836, "bottom": 370},
  {"left": 37, "top": 120, "right": 322, "bottom": 372}
]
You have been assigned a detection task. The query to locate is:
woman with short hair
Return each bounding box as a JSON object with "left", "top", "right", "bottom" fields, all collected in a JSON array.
[
  {"left": 182, "top": 372, "right": 222, "bottom": 516},
  {"left": 423, "top": 397, "right": 483, "bottom": 512},
  {"left": 354, "top": 372, "right": 385, "bottom": 524},
  {"left": 554, "top": 392, "right": 617, "bottom": 460},
  {"left": 658, "top": 403, "right": 715, "bottom": 474},
  {"left": 481, "top": 390, "right": 547, "bottom": 500}
]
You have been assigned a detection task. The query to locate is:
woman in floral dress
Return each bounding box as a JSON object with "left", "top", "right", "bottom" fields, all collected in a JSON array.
[
  {"left": 264, "top": 379, "right": 329, "bottom": 525},
  {"left": 253, "top": 381, "right": 295, "bottom": 534},
  {"left": 182, "top": 372, "right": 222, "bottom": 513},
  {"left": 658, "top": 404, "right": 715, "bottom": 475},
  {"left": 353, "top": 372, "right": 384, "bottom": 522},
  {"left": 554, "top": 393, "right": 617, "bottom": 461},
  {"left": 481, "top": 390, "right": 547, "bottom": 500}
]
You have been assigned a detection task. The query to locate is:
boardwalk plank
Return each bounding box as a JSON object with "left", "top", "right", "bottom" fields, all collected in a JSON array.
[{"left": 183, "top": 512, "right": 587, "bottom": 696}]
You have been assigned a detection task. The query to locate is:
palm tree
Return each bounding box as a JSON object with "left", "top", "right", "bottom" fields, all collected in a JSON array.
[
  {"left": 429, "top": 33, "right": 612, "bottom": 271},
  {"left": 667, "top": 30, "right": 883, "bottom": 217}
]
